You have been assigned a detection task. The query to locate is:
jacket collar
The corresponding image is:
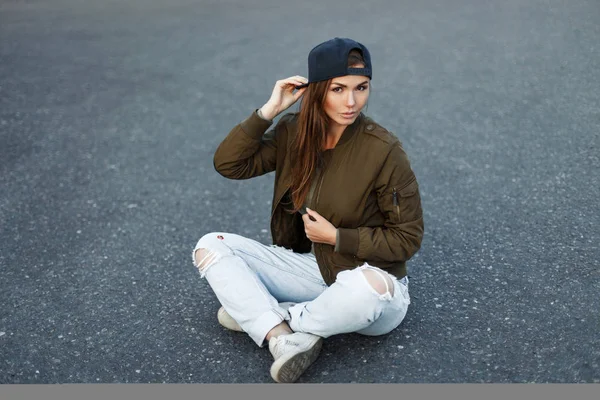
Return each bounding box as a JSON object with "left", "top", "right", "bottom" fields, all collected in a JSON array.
[{"left": 333, "top": 113, "right": 365, "bottom": 148}]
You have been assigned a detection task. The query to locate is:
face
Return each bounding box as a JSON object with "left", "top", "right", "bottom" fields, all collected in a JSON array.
[{"left": 323, "top": 74, "right": 370, "bottom": 131}]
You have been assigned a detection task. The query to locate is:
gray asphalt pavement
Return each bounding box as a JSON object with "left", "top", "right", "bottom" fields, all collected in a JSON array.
[{"left": 1, "top": 0, "right": 599, "bottom": 383}]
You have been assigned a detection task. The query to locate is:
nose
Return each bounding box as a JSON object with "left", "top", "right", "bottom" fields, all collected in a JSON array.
[{"left": 346, "top": 91, "right": 356, "bottom": 107}]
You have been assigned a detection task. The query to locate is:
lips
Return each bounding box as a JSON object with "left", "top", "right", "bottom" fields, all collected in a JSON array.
[{"left": 341, "top": 112, "right": 356, "bottom": 118}]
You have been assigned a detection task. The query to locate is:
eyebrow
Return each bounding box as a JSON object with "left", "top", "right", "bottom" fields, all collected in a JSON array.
[{"left": 330, "top": 80, "right": 370, "bottom": 88}]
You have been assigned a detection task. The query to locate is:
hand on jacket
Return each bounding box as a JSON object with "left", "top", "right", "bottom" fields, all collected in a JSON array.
[
  {"left": 260, "top": 76, "right": 308, "bottom": 120},
  {"left": 302, "top": 208, "right": 337, "bottom": 246}
]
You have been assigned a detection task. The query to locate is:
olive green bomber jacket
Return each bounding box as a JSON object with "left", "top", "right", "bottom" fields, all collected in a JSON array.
[{"left": 213, "top": 110, "right": 424, "bottom": 285}]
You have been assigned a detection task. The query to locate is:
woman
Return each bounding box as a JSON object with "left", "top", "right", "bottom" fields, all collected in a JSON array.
[{"left": 192, "top": 37, "right": 423, "bottom": 383}]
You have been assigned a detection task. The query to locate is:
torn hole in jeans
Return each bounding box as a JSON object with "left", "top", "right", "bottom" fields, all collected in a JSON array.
[
  {"left": 359, "top": 266, "right": 395, "bottom": 301},
  {"left": 193, "top": 248, "right": 221, "bottom": 278}
]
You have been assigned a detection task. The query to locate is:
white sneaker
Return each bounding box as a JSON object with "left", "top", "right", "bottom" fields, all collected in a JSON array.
[
  {"left": 217, "top": 307, "right": 243, "bottom": 332},
  {"left": 268, "top": 332, "right": 323, "bottom": 383}
]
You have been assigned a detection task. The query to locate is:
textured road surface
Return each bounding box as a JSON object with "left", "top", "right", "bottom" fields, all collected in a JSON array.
[{"left": 1, "top": 0, "right": 599, "bottom": 383}]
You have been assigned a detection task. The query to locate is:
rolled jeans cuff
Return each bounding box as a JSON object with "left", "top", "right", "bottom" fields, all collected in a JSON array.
[{"left": 246, "top": 307, "right": 288, "bottom": 347}]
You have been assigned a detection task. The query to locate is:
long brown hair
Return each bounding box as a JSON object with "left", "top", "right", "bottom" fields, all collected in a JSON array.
[{"left": 289, "top": 50, "right": 366, "bottom": 212}]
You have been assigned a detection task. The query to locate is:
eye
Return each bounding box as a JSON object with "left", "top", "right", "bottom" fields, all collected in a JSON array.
[
  {"left": 357, "top": 85, "right": 369, "bottom": 91},
  {"left": 332, "top": 87, "right": 343, "bottom": 93}
]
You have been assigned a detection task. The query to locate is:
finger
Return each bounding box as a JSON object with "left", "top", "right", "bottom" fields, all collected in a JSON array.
[
  {"left": 302, "top": 213, "right": 311, "bottom": 224},
  {"left": 293, "top": 87, "right": 307, "bottom": 101},
  {"left": 303, "top": 213, "right": 317, "bottom": 224},
  {"left": 305, "top": 208, "right": 319, "bottom": 222},
  {"left": 281, "top": 77, "right": 307, "bottom": 87},
  {"left": 285, "top": 82, "right": 306, "bottom": 92},
  {"left": 306, "top": 207, "right": 319, "bottom": 218},
  {"left": 287, "top": 75, "right": 307, "bottom": 82},
  {"left": 280, "top": 83, "right": 303, "bottom": 94}
]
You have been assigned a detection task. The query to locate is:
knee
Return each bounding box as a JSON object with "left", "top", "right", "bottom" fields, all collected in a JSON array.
[
  {"left": 197, "top": 232, "right": 224, "bottom": 247},
  {"left": 193, "top": 248, "right": 219, "bottom": 273},
  {"left": 192, "top": 232, "right": 228, "bottom": 274},
  {"left": 361, "top": 268, "right": 394, "bottom": 297}
]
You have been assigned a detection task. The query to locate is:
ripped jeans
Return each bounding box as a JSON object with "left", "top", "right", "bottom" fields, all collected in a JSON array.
[{"left": 192, "top": 232, "right": 411, "bottom": 347}]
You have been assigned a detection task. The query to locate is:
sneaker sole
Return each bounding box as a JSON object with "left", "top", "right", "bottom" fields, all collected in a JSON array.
[{"left": 270, "top": 336, "right": 323, "bottom": 383}]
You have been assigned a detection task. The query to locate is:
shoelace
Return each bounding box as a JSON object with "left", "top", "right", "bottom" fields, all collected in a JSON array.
[{"left": 272, "top": 336, "right": 301, "bottom": 358}]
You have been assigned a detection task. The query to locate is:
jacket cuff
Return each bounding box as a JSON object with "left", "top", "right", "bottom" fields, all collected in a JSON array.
[
  {"left": 240, "top": 110, "right": 274, "bottom": 139},
  {"left": 336, "top": 228, "right": 359, "bottom": 255}
]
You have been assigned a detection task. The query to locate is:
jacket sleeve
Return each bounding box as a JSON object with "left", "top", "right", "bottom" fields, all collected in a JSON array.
[
  {"left": 213, "top": 110, "right": 289, "bottom": 179},
  {"left": 336, "top": 143, "right": 424, "bottom": 262}
]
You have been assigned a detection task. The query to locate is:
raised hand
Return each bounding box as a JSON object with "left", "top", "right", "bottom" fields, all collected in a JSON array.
[{"left": 259, "top": 76, "right": 308, "bottom": 120}]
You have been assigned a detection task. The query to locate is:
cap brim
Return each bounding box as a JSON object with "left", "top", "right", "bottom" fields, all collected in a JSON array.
[{"left": 295, "top": 83, "right": 309, "bottom": 89}]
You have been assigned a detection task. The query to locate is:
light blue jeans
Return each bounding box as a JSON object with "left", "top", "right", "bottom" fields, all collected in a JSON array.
[{"left": 192, "top": 232, "right": 411, "bottom": 346}]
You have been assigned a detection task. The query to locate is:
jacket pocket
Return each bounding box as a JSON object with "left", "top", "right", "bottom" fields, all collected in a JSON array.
[
  {"left": 391, "top": 178, "right": 420, "bottom": 223},
  {"left": 398, "top": 179, "right": 418, "bottom": 197}
]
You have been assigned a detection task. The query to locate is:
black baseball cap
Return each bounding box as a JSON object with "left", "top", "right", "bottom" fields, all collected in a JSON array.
[{"left": 296, "top": 37, "right": 372, "bottom": 89}]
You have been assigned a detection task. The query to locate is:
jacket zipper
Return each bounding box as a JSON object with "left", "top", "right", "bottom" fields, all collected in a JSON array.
[
  {"left": 313, "top": 160, "right": 333, "bottom": 283},
  {"left": 392, "top": 188, "right": 400, "bottom": 219},
  {"left": 313, "top": 169, "right": 326, "bottom": 215}
]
